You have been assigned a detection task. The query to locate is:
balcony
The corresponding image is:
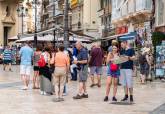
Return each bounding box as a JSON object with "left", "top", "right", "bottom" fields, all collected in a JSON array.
[
  {"left": 102, "top": 27, "right": 115, "bottom": 37},
  {"left": 104, "top": 4, "right": 112, "bottom": 16},
  {"left": 112, "top": 0, "right": 152, "bottom": 24}
]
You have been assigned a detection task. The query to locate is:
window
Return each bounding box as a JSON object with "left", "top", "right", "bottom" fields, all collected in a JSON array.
[
  {"left": 100, "top": 0, "right": 104, "bottom": 9},
  {"left": 157, "top": 0, "right": 164, "bottom": 25}
]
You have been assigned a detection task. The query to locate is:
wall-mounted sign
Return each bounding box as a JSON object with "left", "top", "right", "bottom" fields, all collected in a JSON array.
[
  {"left": 116, "top": 26, "right": 128, "bottom": 34},
  {"left": 70, "top": 0, "right": 78, "bottom": 8}
]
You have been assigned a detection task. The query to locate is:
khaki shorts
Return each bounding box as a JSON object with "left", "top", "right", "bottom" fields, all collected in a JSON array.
[{"left": 53, "top": 67, "right": 66, "bottom": 86}]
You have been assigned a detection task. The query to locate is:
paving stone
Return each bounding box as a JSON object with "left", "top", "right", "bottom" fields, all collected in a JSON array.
[{"left": 0, "top": 65, "right": 165, "bottom": 114}]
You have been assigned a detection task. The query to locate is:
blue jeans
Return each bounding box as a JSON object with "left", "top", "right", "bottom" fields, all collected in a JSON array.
[{"left": 71, "top": 67, "right": 77, "bottom": 80}]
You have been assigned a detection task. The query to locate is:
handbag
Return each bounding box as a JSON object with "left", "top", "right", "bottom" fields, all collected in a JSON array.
[
  {"left": 38, "top": 55, "right": 46, "bottom": 67},
  {"left": 110, "top": 63, "right": 118, "bottom": 72}
]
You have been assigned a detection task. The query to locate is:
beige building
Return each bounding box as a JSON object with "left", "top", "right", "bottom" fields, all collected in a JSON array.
[
  {"left": 0, "top": 0, "right": 34, "bottom": 46},
  {"left": 71, "top": 0, "right": 99, "bottom": 38},
  {"left": 111, "top": 0, "right": 153, "bottom": 44},
  {"left": 0, "top": 0, "right": 20, "bottom": 46}
]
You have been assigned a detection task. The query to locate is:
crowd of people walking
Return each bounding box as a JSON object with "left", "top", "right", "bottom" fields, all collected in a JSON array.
[{"left": 0, "top": 39, "right": 155, "bottom": 103}]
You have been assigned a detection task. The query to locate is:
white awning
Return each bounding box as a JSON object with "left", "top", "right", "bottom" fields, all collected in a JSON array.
[
  {"left": 8, "top": 36, "right": 18, "bottom": 40},
  {"left": 16, "top": 35, "right": 91, "bottom": 43}
]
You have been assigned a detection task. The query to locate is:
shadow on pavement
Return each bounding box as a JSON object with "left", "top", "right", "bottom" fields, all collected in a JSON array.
[
  {"left": 110, "top": 102, "right": 135, "bottom": 105},
  {"left": 0, "top": 81, "right": 22, "bottom": 89},
  {"left": 150, "top": 103, "right": 165, "bottom": 114}
]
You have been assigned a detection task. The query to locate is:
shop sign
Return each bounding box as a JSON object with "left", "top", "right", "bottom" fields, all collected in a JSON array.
[
  {"left": 70, "top": 0, "right": 78, "bottom": 8},
  {"left": 116, "top": 26, "right": 128, "bottom": 35}
]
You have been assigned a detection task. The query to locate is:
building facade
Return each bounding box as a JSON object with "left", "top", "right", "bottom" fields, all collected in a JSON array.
[
  {"left": 0, "top": 0, "right": 20, "bottom": 46},
  {"left": 111, "top": 0, "right": 153, "bottom": 45},
  {"left": 40, "top": 0, "right": 65, "bottom": 31},
  {"left": 97, "top": 0, "right": 112, "bottom": 39},
  {"left": 0, "top": 0, "right": 36, "bottom": 46},
  {"left": 71, "top": 0, "right": 99, "bottom": 38},
  {"left": 154, "top": 0, "right": 165, "bottom": 33}
]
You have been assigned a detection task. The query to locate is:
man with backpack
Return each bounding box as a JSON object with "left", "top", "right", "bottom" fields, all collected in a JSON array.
[{"left": 139, "top": 48, "right": 150, "bottom": 84}]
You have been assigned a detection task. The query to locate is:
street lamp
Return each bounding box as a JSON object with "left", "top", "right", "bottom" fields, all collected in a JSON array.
[
  {"left": 27, "top": 0, "right": 40, "bottom": 48},
  {"left": 53, "top": 0, "right": 58, "bottom": 48},
  {"left": 63, "top": 0, "right": 70, "bottom": 49},
  {"left": 17, "top": 5, "right": 28, "bottom": 35}
]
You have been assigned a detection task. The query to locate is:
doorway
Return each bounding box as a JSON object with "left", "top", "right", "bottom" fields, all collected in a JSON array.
[{"left": 3, "top": 27, "right": 10, "bottom": 46}]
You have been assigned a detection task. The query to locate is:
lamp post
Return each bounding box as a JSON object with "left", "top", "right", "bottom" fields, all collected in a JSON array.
[
  {"left": 63, "top": 0, "right": 69, "bottom": 49},
  {"left": 30, "top": 0, "right": 40, "bottom": 48},
  {"left": 17, "top": 5, "right": 28, "bottom": 35},
  {"left": 53, "top": 0, "right": 56, "bottom": 48}
]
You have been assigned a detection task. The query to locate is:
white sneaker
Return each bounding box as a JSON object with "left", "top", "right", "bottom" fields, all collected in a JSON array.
[
  {"left": 40, "top": 91, "right": 44, "bottom": 95},
  {"left": 161, "top": 79, "right": 165, "bottom": 82},
  {"left": 43, "top": 91, "right": 47, "bottom": 95},
  {"left": 63, "top": 93, "right": 67, "bottom": 96},
  {"left": 21, "top": 86, "right": 28, "bottom": 90}
]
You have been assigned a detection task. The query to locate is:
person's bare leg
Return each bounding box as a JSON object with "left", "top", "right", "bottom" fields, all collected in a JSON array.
[
  {"left": 113, "top": 78, "right": 118, "bottom": 97},
  {"left": 33, "top": 71, "right": 37, "bottom": 88},
  {"left": 21, "top": 75, "right": 26, "bottom": 86},
  {"left": 97, "top": 75, "right": 101, "bottom": 87},
  {"left": 3, "top": 64, "right": 6, "bottom": 71},
  {"left": 9, "top": 63, "right": 12, "bottom": 71},
  {"left": 25, "top": 75, "right": 30, "bottom": 87},
  {"left": 79, "top": 82, "right": 84, "bottom": 95},
  {"left": 105, "top": 76, "right": 112, "bottom": 96},
  {"left": 90, "top": 75, "right": 95, "bottom": 86},
  {"left": 129, "top": 88, "right": 133, "bottom": 95},
  {"left": 141, "top": 74, "right": 145, "bottom": 84},
  {"left": 124, "top": 86, "right": 128, "bottom": 95},
  {"left": 83, "top": 82, "right": 87, "bottom": 94},
  {"left": 36, "top": 71, "right": 40, "bottom": 88}
]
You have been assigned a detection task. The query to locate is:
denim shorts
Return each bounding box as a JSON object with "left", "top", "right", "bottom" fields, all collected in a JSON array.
[
  {"left": 107, "top": 65, "right": 120, "bottom": 78},
  {"left": 79, "top": 65, "right": 88, "bottom": 82},
  {"left": 90, "top": 66, "right": 102, "bottom": 75}
]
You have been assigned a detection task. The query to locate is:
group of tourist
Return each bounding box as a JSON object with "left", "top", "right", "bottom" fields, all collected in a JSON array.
[{"left": 2, "top": 39, "right": 137, "bottom": 103}]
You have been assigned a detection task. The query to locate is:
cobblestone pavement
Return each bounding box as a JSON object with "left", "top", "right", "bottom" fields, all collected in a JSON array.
[{"left": 0, "top": 65, "right": 165, "bottom": 114}]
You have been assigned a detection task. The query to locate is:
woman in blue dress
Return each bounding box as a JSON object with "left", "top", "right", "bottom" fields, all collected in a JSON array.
[{"left": 104, "top": 45, "right": 120, "bottom": 102}]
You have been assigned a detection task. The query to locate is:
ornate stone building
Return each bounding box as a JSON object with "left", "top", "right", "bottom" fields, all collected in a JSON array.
[{"left": 0, "top": 0, "right": 20, "bottom": 46}]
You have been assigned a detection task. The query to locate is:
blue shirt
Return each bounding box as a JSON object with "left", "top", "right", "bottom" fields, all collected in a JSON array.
[
  {"left": 77, "top": 48, "right": 88, "bottom": 68},
  {"left": 120, "top": 48, "right": 135, "bottom": 69},
  {"left": 3, "top": 49, "right": 12, "bottom": 60},
  {"left": 19, "top": 46, "right": 33, "bottom": 65},
  {"left": 73, "top": 47, "right": 78, "bottom": 57}
]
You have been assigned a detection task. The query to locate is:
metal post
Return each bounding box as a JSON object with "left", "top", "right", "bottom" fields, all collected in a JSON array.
[
  {"left": 53, "top": 0, "right": 56, "bottom": 48},
  {"left": 34, "top": 0, "right": 37, "bottom": 48},
  {"left": 53, "top": 30, "right": 56, "bottom": 48},
  {"left": 63, "top": 0, "right": 69, "bottom": 49},
  {"left": 21, "top": 6, "right": 24, "bottom": 35}
]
